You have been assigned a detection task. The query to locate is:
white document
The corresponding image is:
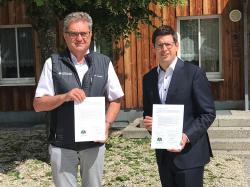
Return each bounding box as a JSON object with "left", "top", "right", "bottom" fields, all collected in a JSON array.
[
  {"left": 151, "top": 104, "right": 184, "bottom": 149},
  {"left": 74, "top": 97, "right": 105, "bottom": 142}
]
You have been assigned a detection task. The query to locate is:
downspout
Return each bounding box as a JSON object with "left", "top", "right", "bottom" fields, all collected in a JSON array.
[{"left": 243, "top": 0, "right": 249, "bottom": 110}]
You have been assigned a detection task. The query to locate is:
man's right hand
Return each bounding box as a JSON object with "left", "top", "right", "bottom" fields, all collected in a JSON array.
[
  {"left": 64, "top": 88, "right": 86, "bottom": 103},
  {"left": 143, "top": 116, "right": 152, "bottom": 131},
  {"left": 33, "top": 88, "right": 86, "bottom": 112}
]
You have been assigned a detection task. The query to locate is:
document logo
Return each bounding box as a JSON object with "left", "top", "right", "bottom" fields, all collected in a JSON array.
[
  {"left": 157, "top": 137, "right": 162, "bottom": 142},
  {"left": 81, "top": 129, "right": 86, "bottom": 135}
]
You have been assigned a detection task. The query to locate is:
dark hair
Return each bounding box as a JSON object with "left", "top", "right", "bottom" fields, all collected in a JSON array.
[{"left": 152, "top": 25, "right": 178, "bottom": 46}]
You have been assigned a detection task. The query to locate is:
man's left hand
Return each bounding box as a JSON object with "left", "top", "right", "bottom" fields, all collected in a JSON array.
[
  {"left": 167, "top": 133, "right": 188, "bottom": 153},
  {"left": 95, "top": 121, "right": 110, "bottom": 143}
]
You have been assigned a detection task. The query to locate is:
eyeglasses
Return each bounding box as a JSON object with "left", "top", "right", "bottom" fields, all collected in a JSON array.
[
  {"left": 155, "top": 42, "right": 175, "bottom": 50},
  {"left": 65, "top": 31, "right": 90, "bottom": 39}
]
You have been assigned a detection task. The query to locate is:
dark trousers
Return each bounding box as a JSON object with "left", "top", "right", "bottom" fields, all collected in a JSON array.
[{"left": 156, "top": 150, "right": 204, "bottom": 187}]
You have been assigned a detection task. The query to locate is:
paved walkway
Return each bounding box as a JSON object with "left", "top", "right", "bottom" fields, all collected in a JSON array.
[
  {"left": 243, "top": 158, "right": 250, "bottom": 186},
  {"left": 227, "top": 110, "right": 250, "bottom": 186}
]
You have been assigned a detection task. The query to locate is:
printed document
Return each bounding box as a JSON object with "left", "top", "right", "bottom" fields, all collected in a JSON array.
[
  {"left": 151, "top": 104, "right": 184, "bottom": 149},
  {"left": 74, "top": 97, "right": 105, "bottom": 142}
]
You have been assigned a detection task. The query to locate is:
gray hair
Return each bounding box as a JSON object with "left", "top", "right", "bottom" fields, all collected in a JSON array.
[{"left": 63, "top": 12, "right": 93, "bottom": 32}]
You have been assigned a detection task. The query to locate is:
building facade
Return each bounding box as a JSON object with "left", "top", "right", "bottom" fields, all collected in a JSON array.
[{"left": 0, "top": 0, "right": 249, "bottom": 112}]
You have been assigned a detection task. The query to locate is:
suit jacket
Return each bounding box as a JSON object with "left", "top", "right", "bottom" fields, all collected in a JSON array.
[{"left": 143, "top": 58, "right": 216, "bottom": 169}]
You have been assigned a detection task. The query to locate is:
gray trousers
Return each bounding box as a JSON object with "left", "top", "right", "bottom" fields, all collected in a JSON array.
[{"left": 49, "top": 144, "right": 105, "bottom": 187}]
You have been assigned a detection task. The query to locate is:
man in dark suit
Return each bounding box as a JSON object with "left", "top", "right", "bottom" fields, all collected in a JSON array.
[{"left": 143, "top": 25, "right": 216, "bottom": 187}]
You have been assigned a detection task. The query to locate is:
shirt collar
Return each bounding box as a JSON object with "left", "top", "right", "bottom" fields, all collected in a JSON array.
[
  {"left": 70, "top": 50, "right": 90, "bottom": 65},
  {"left": 157, "top": 57, "right": 178, "bottom": 74}
]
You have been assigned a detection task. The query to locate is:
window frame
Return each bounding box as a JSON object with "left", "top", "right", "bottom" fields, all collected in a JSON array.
[
  {"left": 0, "top": 24, "right": 35, "bottom": 86},
  {"left": 177, "top": 15, "right": 223, "bottom": 81}
]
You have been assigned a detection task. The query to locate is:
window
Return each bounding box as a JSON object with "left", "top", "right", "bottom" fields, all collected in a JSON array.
[
  {"left": 177, "top": 16, "right": 222, "bottom": 80},
  {"left": 0, "top": 25, "right": 35, "bottom": 86}
]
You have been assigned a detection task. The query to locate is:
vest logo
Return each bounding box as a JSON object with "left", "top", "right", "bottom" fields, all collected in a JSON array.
[
  {"left": 94, "top": 74, "right": 103, "bottom": 78},
  {"left": 58, "top": 72, "right": 72, "bottom": 76}
]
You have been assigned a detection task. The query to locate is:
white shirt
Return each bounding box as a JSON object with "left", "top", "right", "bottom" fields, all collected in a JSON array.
[
  {"left": 35, "top": 53, "right": 124, "bottom": 101},
  {"left": 157, "top": 57, "right": 178, "bottom": 104}
]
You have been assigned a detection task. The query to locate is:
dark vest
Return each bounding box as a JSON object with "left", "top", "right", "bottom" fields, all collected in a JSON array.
[{"left": 49, "top": 50, "right": 110, "bottom": 151}]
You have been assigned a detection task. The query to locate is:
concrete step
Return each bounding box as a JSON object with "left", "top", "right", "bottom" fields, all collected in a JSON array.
[
  {"left": 122, "top": 120, "right": 150, "bottom": 138},
  {"left": 111, "top": 121, "right": 129, "bottom": 130},
  {"left": 210, "top": 138, "right": 250, "bottom": 151},
  {"left": 122, "top": 127, "right": 250, "bottom": 151},
  {"left": 208, "top": 127, "right": 250, "bottom": 139},
  {"left": 121, "top": 114, "right": 250, "bottom": 153},
  {"left": 122, "top": 121, "right": 250, "bottom": 139},
  {"left": 212, "top": 115, "right": 250, "bottom": 127},
  {"left": 213, "top": 150, "right": 250, "bottom": 159}
]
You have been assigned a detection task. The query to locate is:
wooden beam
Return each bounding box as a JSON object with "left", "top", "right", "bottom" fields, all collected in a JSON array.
[
  {"left": 176, "top": 1, "right": 189, "bottom": 17},
  {"left": 203, "top": 0, "right": 217, "bottom": 15},
  {"left": 190, "top": 0, "right": 203, "bottom": 16}
]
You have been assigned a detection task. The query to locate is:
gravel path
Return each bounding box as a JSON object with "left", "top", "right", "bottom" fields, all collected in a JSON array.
[
  {"left": 0, "top": 136, "right": 248, "bottom": 187},
  {"left": 243, "top": 158, "right": 250, "bottom": 186}
]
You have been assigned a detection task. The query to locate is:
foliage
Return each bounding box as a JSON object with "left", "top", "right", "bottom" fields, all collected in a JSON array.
[
  {"left": 0, "top": 0, "right": 185, "bottom": 41},
  {"left": 0, "top": 0, "right": 185, "bottom": 62}
]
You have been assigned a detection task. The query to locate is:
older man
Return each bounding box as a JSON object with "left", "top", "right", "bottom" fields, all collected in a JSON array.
[{"left": 33, "top": 12, "right": 124, "bottom": 187}]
